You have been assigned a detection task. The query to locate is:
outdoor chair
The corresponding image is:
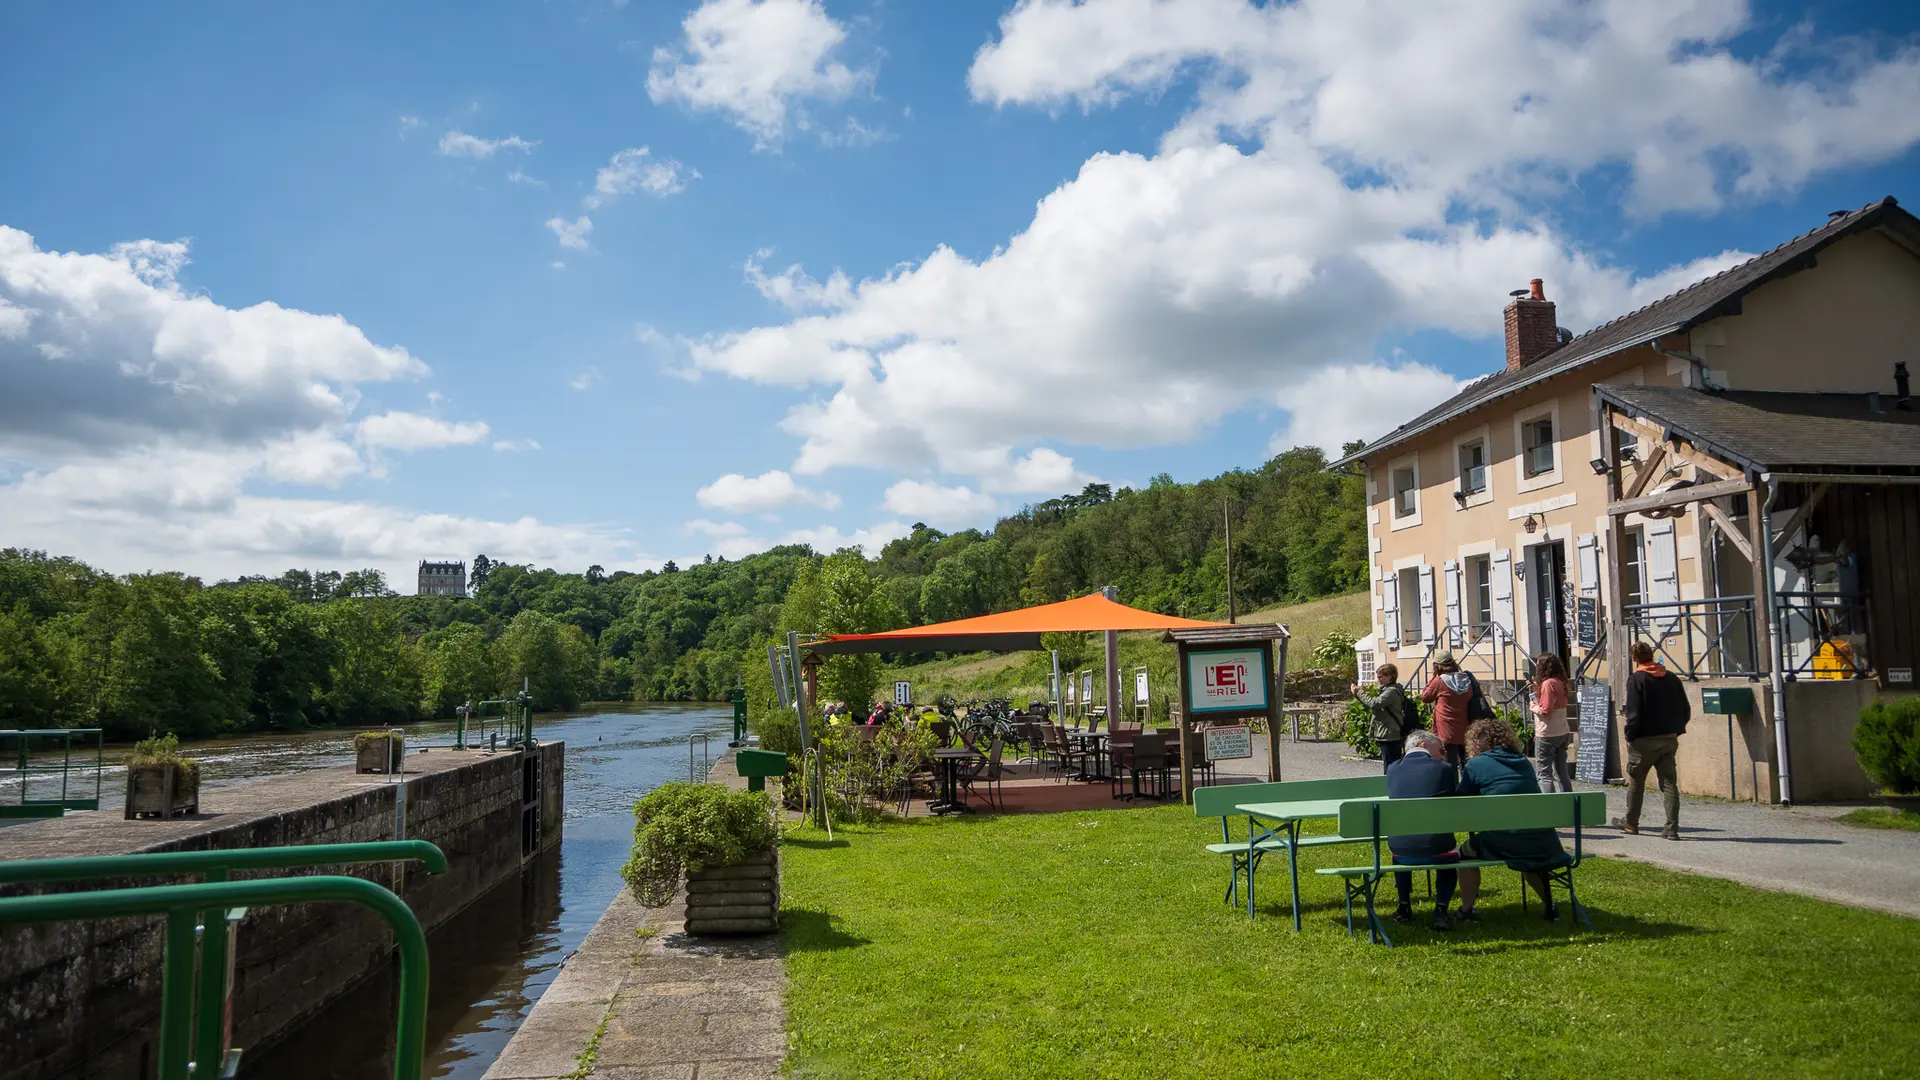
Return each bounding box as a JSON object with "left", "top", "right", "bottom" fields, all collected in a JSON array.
[
  {"left": 958, "top": 737, "right": 1005, "bottom": 811},
  {"left": 1183, "top": 728, "right": 1216, "bottom": 787},
  {"left": 1116, "top": 732, "right": 1169, "bottom": 801},
  {"left": 1045, "top": 724, "right": 1084, "bottom": 782},
  {"left": 930, "top": 719, "right": 953, "bottom": 747}
]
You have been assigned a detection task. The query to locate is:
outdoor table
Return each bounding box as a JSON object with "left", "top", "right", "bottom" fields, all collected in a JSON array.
[
  {"left": 1234, "top": 798, "right": 1371, "bottom": 930},
  {"left": 1068, "top": 730, "right": 1110, "bottom": 781},
  {"left": 930, "top": 748, "right": 979, "bottom": 814}
]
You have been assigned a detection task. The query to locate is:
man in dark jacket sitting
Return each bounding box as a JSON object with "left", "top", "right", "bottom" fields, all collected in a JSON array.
[
  {"left": 1385, "top": 730, "right": 1481, "bottom": 930},
  {"left": 1613, "top": 641, "right": 1691, "bottom": 840}
]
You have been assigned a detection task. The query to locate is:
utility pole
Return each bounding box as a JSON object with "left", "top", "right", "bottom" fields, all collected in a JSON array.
[{"left": 1224, "top": 497, "right": 1237, "bottom": 623}]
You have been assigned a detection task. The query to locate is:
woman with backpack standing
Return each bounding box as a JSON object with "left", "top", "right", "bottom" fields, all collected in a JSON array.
[
  {"left": 1353, "top": 663, "right": 1416, "bottom": 771},
  {"left": 1529, "top": 653, "right": 1574, "bottom": 791},
  {"left": 1422, "top": 653, "right": 1487, "bottom": 777}
]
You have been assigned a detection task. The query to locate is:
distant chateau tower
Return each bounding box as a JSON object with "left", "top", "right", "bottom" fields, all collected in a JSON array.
[{"left": 417, "top": 560, "right": 467, "bottom": 597}]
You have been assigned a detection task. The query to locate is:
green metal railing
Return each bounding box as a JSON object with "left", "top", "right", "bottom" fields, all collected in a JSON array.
[
  {"left": 460, "top": 690, "right": 534, "bottom": 751},
  {"left": 1, "top": 728, "right": 104, "bottom": 818},
  {"left": 0, "top": 841, "right": 445, "bottom": 1080}
]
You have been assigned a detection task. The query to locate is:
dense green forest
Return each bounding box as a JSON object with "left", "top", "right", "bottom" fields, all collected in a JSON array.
[{"left": 0, "top": 446, "right": 1364, "bottom": 740}]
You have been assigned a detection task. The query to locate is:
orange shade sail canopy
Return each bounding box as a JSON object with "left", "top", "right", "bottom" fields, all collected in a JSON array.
[{"left": 802, "top": 592, "right": 1230, "bottom": 656}]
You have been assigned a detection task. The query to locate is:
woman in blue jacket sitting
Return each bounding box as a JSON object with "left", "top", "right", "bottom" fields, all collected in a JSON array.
[{"left": 1457, "top": 718, "right": 1572, "bottom": 922}]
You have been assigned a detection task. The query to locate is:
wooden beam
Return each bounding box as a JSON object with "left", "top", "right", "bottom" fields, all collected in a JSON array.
[
  {"left": 1700, "top": 499, "right": 1754, "bottom": 563},
  {"left": 1608, "top": 408, "right": 1745, "bottom": 482},
  {"left": 1769, "top": 483, "right": 1832, "bottom": 549},
  {"left": 1623, "top": 445, "right": 1669, "bottom": 501},
  {"left": 1609, "top": 476, "right": 1752, "bottom": 517},
  {"left": 1747, "top": 481, "right": 1773, "bottom": 681}
]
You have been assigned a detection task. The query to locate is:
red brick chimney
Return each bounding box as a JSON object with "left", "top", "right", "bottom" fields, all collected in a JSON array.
[{"left": 1505, "top": 278, "right": 1559, "bottom": 371}]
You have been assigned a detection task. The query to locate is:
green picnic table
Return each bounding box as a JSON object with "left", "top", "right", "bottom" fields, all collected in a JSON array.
[{"left": 1234, "top": 796, "right": 1384, "bottom": 930}]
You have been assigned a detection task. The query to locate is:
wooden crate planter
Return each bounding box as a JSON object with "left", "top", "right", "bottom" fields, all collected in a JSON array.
[
  {"left": 683, "top": 848, "right": 779, "bottom": 935},
  {"left": 356, "top": 733, "right": 405, "bottom": 773},
  {"left": 124, "top": 763, "right": 199, "bottom": 820}
]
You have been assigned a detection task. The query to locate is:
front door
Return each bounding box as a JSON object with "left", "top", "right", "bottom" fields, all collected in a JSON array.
[{"left": 1531, "top": 540, "right": 1570, "bottom": 666}]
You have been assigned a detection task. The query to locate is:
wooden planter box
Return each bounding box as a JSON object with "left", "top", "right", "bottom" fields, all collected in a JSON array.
[
  {"left": 356, "top": 737, "right": 404, "bottom": 773},
  {"left": 125, "top": 763, "right": 199, "bottom": 820},
  {"left": 683, "top": 848, "right": 779, "bottom": 935}
]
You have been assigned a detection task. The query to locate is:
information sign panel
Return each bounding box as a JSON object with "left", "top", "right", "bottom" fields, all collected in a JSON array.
[
  {"left": 1575, "top": 682, "right": 1611, "bottom": 783},
  {"left": 1134, "top": 668, "right": 1149, "bottom": 702},
  {"left": 1184, "top": 647, "right": 1270, "bottom": 714},
  {"left": 893, "top": 680, "right": 911, "bottom": 707},
  {"left": 1204, "top": 725, "right": 1253, "bottom": 760}
]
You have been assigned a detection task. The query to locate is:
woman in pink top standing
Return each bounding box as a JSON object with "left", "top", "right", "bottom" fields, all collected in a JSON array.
[{"left": 1529, "top": 654, "right": 1573, "bottom": 792}]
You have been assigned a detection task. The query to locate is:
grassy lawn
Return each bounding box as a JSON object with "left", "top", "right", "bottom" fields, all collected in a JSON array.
[
  {"left": 781, "top": 804, "right": 1920, "bottom": 1079},
  {"left": 1836, "top": 806, "right": 1920, "bottom": 832}
]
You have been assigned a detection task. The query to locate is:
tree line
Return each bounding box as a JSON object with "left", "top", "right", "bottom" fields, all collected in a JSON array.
[{"left": 0, "top": 445, "right": 1365, "bottom": 741}]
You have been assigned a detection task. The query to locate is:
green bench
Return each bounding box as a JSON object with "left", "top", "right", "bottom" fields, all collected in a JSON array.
[
  {"left": 1315, "top": 791, "right": 1606, "bottom": 946},
  {"left": 1192, "top": 776, "right": 1385, "bottom": 910}
]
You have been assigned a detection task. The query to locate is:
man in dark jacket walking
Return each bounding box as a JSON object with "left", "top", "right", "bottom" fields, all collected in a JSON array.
[{"left": 1613, "top": 641, "right": 1690, "bottom": 840}]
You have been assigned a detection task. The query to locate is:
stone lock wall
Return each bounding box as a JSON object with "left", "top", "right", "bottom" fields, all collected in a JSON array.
[{"left": 0, "top": 741, "right": 564, "bottom": 1080}]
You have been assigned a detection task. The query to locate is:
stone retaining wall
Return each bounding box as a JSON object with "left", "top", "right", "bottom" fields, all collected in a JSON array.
[{"left": 0, "top": 741, "right": 564, "bottom": 1080}]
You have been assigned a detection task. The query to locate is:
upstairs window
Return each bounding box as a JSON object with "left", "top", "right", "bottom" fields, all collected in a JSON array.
[
  {"left": 1457, "top": 439, "right": 1487, "bottom": 496},
  {"left": 1391, "top": 466, "right": 1418, "bottom": 518},
  {"left": 1523, "top": 416, "right": 1556, "bottom": 477}
]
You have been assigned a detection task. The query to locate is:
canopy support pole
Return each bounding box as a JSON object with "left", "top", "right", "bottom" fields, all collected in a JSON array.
[{"left": 1101, "top": 586, "right": 1121, "bottom": 730}]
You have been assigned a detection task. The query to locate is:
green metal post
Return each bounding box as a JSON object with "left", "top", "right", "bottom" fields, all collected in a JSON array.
[
  {"left": 193, "top": 868, "right": 231, "bottom": 1077},
  {"left": 158, "top": 907, "right": 198, "bottom": 1080}
]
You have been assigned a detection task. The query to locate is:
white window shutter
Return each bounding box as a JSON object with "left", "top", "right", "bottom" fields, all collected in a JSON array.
[
  {"left": 1444, "top": 559, "right": 1463, "bottom": 645},
  {"left": 1381, "top": 567, "right": 1400, "bottom": 645},
  {"left": 1418, "top": 565, "right": 1437, "bottom": 644},
  {"left": 1577, "top": 533, "right": 1600, "bottom": 596},
  {"left": 1647, "top": 518, "right": 1679, "bottom": 603},
  {"left": 1491, "top": 549, "right": 1515, "bottom": 638}
]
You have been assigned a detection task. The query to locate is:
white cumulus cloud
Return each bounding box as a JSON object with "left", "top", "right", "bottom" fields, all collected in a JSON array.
[
  {"left": 355, "top": 411, "right": 489, "bottom": 451},
  {"left": 781, "top": 520, "right": 909, "bottom": 556},
  {"left": 685, "top": 0, "right": 1909, "bottom": 495},
  {"left": 882, "top": 480, "right": 1002, "bottom": 528},
  {"left": 585, "top": 147, "right": 697, "bottom": 208},
  {"left": 696, "top": 469, "right": 841, "bottom": 513},
  {"left": 647, "top": 0, "right": 870, "bottom": 149},
  {"left": 438, "top": 130, "right": 539, "bottom": 158},
  {"left": 546, "top": 216, "right": 593, "bottom": 250}
]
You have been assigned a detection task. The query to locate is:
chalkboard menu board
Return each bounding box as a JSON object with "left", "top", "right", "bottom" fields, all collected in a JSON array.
[
  {"left": 1575, "top": 682, "right": 1612, "bottom": 783},
  {"left": 1576, "top": 596, "right": 1598, "bottom": 648}
]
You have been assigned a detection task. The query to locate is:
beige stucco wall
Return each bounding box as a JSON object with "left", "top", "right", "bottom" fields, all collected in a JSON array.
[
  {"left": 1694, "top": 229, "right": 1920, "bottom": 394},
  {"left": 1363, "top": 343, "right": 1709, "bottom": 673}
]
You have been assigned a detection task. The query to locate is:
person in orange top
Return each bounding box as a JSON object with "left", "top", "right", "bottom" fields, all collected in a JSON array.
[
  {"left": 1420, "top": 654, "right": 1478, "bottom": 775},
  {"left": 1529, "top": 653, "right": 1573, "bottom": 792}
]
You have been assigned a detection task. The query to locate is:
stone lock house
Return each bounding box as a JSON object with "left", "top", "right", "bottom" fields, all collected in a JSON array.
[{"left": 1334, "top": 197, "right": 1920, "bottom": 803}]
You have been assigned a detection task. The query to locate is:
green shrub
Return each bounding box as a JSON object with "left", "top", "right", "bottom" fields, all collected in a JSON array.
[
  {"left": 1311, "top": 630, "right": 1359, "bottom": 679},
  {"left": 1854, "top": 697, "right": 1920, "bottom": 795},
  {"left": 352, "top": 730, "right": 403, "bottom": 750},
  {"left": 1342, "top": 698, "right": 1377, "bottom": 759},
  {"left": 622, "top": 782, "right": 779, "bottom": 906},
  {"left": 130, "top": 732, "right": 200, "bottom": 794}
]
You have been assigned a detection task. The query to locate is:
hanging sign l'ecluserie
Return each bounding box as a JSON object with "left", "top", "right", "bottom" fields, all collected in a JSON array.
[{"left": 1183, "top": 646, "right": 1270, "bottom": 714}]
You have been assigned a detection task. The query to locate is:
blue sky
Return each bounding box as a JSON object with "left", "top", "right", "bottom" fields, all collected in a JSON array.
[{"left": 2, "top": 0, "right": 1917, "bottom": 585}]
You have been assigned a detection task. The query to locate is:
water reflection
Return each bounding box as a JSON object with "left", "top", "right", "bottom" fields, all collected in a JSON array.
[{"left": 239, "top": 704, "right": 733, "bottom": 1079}]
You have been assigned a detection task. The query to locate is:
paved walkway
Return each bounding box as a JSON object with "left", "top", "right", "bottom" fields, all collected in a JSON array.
[
  {"left": 1262, "top": 734, "right": 1920, "bottom": 920},
  {"left": 483, "top": 888, "right": 785, "bottom": 1080}
]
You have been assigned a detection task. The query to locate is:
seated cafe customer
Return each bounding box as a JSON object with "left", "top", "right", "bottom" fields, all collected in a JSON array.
[
  {"left": 1457, "top": 718, "right": 1573, "bottom": 922},
  {"left": 1385, "top": 730, "right": 1480, "bottom": 931}
]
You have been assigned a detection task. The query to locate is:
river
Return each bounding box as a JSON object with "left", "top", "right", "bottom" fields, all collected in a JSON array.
[{"left": 118, "top": 703, "right": 737, "bottom": 1079}]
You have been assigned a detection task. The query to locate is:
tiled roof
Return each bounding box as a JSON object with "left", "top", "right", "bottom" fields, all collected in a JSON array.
[
  {"left": 1597, "top": 385, "right": 1920, "bottom": 474},
  {"left": 1332, "top": 195, "right": 1918, "bottom": 468}
]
